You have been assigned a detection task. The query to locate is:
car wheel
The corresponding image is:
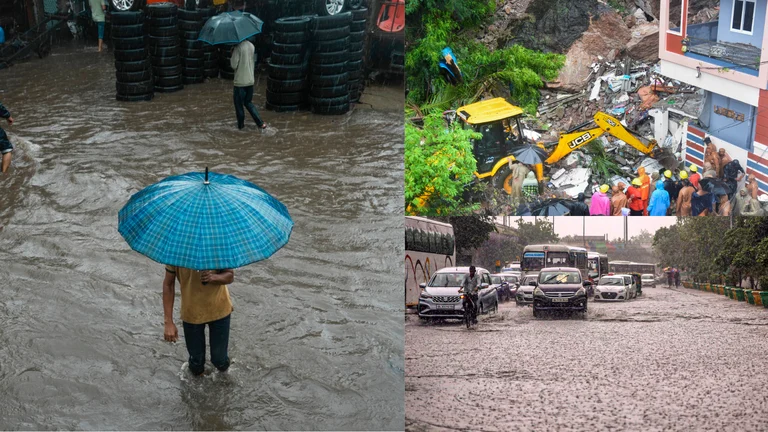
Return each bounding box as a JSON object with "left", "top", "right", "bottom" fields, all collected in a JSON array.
[
  {"left": 110, "top": 0, "right": 143, "bottom": 12},
  {"left": 316, "top": 0, "right": 346, "bottom": 17},
  {"left": 492, "top": 165, "right": 515, "bottom": 194}
]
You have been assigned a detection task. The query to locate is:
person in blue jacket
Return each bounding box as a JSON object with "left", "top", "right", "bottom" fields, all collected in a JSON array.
[
  {"left": 0, "top": 101, "right": 14, "bottom": 173},
  {"left": 647, "top": 180, "right": 670, "bottom": 216}
]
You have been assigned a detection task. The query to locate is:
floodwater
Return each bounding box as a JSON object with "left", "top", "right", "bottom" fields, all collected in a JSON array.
[
  {"left": 406, "top": 286, "right": 768, "bottom": 431},
  {"left": 0, "top": 43, "right": 404, "bottom": 430}
]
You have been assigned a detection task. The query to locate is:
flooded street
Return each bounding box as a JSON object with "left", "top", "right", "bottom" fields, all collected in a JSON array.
[
  {"left": 0, "top": 44, "right": 404, "bottom": 430},
  {"left": 406, "top": 287, "right": 768, "bottom": 431}
]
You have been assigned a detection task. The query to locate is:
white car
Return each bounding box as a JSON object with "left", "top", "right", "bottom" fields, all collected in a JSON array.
[
  {"left": 641, "top": 273, "right": 655, "bottom": 288},
  {"left": 594, "top": 275, "right": 632, "bottom": 301},
  {"left": 516, "top": 273, "right": 538, "bottom": 306}
]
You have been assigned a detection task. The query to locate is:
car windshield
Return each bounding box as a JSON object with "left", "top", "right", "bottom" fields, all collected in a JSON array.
[
  {"left": 491, "top": 276, "right": 502, "bottom": 284},
  {"left": 539, "top": 271, "right": 581, "bottom": 284},
  {"left": 428, "top": 273, "right": 466, "bottom": 287},
  {"left": 642, "top": 274, "right": 653, "bottom": 279},
  {"left": 599, "top": 277, "right": 623, "bottom": 286},
  {"left": 503, "top": 275, "right": 518, "bottom": 283}
]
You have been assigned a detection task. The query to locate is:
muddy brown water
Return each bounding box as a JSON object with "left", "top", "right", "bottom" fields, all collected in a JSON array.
[{"left": 0, "top": 43, "right": 404, "bottom": 430}]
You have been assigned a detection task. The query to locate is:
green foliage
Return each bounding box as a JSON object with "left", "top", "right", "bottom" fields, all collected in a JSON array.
[
  {"left": 587, "top": 142, "right": 624, "bottom": 180},
  {"left": 441, "top": 214, "right": 497, "bottom": 253},
  {"left": 405, "top": 113, "right": 481, "bottom": 215}
]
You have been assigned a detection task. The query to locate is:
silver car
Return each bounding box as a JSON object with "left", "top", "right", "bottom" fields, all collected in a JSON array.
[
  {"left": 641, "top": 273, "right": 655, "bottom": 288},
  {"left": 516, "top": 273, "right": 539, "bottom": 306},
  {"left": 418, "top": 267, "right": 499, "bottom": 320},
  {"left": 594, "top": 275, "right": 631, "bottom": 301}
]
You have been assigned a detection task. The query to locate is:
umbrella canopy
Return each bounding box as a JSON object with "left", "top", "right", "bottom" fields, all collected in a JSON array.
[
  {"left": 699, "top": 178, "right": 732, "bottom": 196},
  {"left": 528, "top": 198, "right": 572, "bottom": 216},
  {"left": 198, "top": 11, "right": 264, "bottom": 46},
  {"left": 511, "top": 144, "right": 548, "bottom": 165},
  {"left": 118, "top": 169, "right": 293, "bottom": 270}
]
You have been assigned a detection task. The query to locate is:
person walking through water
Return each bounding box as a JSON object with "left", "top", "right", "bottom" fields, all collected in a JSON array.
[
  {"left": 163, "top": 266, "right": 235, "bottom": 376},
  {"left": 89, "top": 0, "right": 107, "bottom": 52},
  {"left": 674, "top": 269, "right": 681, "bottom": 288},
  {"left": 460, "top": 266, "right": 481, "bottom": 325},
  {"left": 0, "top": 101, "right": 14, "bottom": 173},
  {"left": 231, "top": 38, "right": 267, "bottom": 130}
]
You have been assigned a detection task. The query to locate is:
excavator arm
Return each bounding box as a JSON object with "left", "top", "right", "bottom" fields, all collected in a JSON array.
[{"left": 544, "top": 112, "right": 659, "bottom": 165}]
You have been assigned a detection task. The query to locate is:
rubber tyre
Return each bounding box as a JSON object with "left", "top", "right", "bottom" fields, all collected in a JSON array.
[
  {"left": 273, "top": 31, "right": 309, "bottom": 44},
  {"left": 348, "top": 49, "right": 363, "bottom": 61},
  {"left": 313, "top": 26, "right": 350, "bottom": 42},
  {"left": 346, "top": 59, "right": 363, "bottom": 70},
  {"left": 348, "top": 78, "right": 360, "bottom": 90},
  {"left": 347, "top": 69, "right": 362, "bottom": 80},
  {"left": 271, "top": 41, "right": 304, "bottom": 54},
  {"left": 116, "top": 69, "right": 151, "bottom": 82},
  {"left": 112, "top": 24, "right": 144, "bottom": 38},
  {"left": 178, "top": 19, "right": 202, "bottom": 31},
  {"left": 203, "top": 59, "right": 217, "bottom": 68},
  {"left": 273, "top": 16, "right": 311, "bottom": 32},
  {"left": 532, "top": 307, "right": 540, "bottom": 319},
  {"left": 147, "top": 15, "right": 177, "bottom": 26},
  {"left": 312, "top": 61, "right": 347, "bottom": 75},
  {"left": 310, "top": 94, "right": 349, "bottom": 106},
  {"left": 313, "top": 11, "right": 352, "bottom": 29},
  {"left": 311, "top": 72, "right": 348, "bottom": 86},
  {"left": 149, "top": 45, "right": 179, "bottom": 57},
  {"left": 350, "top": 20, "right": 366, "bottom": 32},
  {"left": 155, "top": 74, "right": 182, "bottom": 86},
  {"left": 266, "top": 77, "right": 307, "bottom": 93},
  {"left": 151, "top": 25, "right": 179, "bottom": 37},
  {"left": 270, "top": 51, "right": 306, "bottom": 65},
  {"left": 203, "top": 51, "right": 218, "bottom": 60},
  {"left": 311, "top": 50, "right": 349, "bottom": 64},
  {"left": 178, "top": 8, "right": 201, "bottom": 20},
  {"left": 266, "top": 102, "right": 305, "bottom": 112},
  {"left": 153, "top": 63, "right": 182, "bottom": 76},
  {"left": 116, "top": 92, "right": 153, "bottom": 101},
  {"left": 183, "top": 75, "right": 205, "bottom": 84},
  {"left": 183, "top": 48, "right": 203, "bottom": 58},
  {"left": 310, "top": 84, "right": 348, "bottom": 98},
  {"left": 350, "top": 6, "right": 367, "bottom": 19},
  {"left": 112, "top": 36, "right": 146, "bottom": 50},
  {"left": 219, "top": 70, "right": 234, "bottom": 79},
  {"left": 266, "top": 90, "right": 305, "bottom": 105},
  {"left": 115, "top": 59, "right": 150, "bottom": 72},
  {"left": 182, "top": 66, "right": 204, "bottom": 76},
  {"left": 148, "top": 35, "right": 178, "bottom": 47},
  {"left": 180, "top": 30, "right": 199, "bottom": 40},
  {"left": 155, "top": 84, "right": 184, "bottom": 93},
  {"left": 151, "top": 55, "right": 181, "bottom": 67},
  {"left": 348, "top": 30, "right": 364, "bottom": 42},
  {"left": 182, "top": 39, "right": 203, "bottom": 50},
  {"left": 349, "top": 41, "right": 363, "bottom": 52},
  {"left": 182, "top": 57, "right": 204, "bottom": 67},
  {"left": 311, "top": 102, "right": 350, "bottom": 115},
  {"left": 313, "top": 36, "right": 349, "bottom": 53},
  {"left": 204, "top": 68, "right": 218, "bottom": 78},
  {"left": 147, "top": 3, "right": 178, "bottom": 17},
  {"left": 116, "top": 79, "right": 153, "bottom": 95},
  {"left": 111, "top": 11, "right": 144, "bottom": 25},
  {"left": 268, "top": 62, "right": 309, "bottom": 80}
]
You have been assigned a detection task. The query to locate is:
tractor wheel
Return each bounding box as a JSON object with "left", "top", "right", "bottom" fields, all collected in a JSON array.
[{"left": 492, "top": 165, "right": 515, "bottom": 195}]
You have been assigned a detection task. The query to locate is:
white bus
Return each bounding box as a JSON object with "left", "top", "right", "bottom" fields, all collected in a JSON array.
[{"left": 405, "top": 216, "right": 456, "bottom": 307}]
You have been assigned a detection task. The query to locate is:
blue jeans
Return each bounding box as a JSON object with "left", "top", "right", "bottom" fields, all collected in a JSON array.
[
  {"left": 183, "top": 314, "right": 231, "bottom": 375},
  {"left": 97, "top": 22, "right": 105, "bottom": 40},
  {"left": 233, "top": 85, "right": 264, "bottom": 129}
]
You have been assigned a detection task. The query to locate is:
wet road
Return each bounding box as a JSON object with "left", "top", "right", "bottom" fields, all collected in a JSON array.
[
  {"left": 406, "top": 286, "right": 768, "bottom": 431},
  {"left": 0, "top": 43, "right": 404, "bottom": 430}
]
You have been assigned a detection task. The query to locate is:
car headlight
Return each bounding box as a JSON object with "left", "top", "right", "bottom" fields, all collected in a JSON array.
[
  {"left": 533, "top": 287, "right": 544, "bottom": 296},
  {"left": 594, "top": 288, "right": 601, "bottom": 294},
  {"left": 420, "top": 291, "right": 432, "bottom": 299},
  {"left": 575, "top": 287, "right": 585, "bottom": 296}
]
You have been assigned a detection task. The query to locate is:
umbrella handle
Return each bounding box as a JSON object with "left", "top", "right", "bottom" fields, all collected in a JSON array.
[{"left": 204, "top": 167, "right": 209, "bottom": 185}]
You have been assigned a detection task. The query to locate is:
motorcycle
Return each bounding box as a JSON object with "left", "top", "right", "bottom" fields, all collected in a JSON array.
[{"left": 460, "top": 290, "right": 478, "bottom": 329}]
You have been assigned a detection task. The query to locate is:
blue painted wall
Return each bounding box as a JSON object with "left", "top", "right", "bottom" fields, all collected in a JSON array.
[
  {"left": 704, "top": 92, "right": 756, "bottom": 150},
  {"left": 717, "top": 0, "right": 766, "bottom": 47}
]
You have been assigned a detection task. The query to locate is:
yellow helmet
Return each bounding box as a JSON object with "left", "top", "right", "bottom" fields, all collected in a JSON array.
[
  {"left": 664, "top": 170, "right": 672, "bottom": 178},
  {"left": 600, "top": 184, "right": 609, "bottom": 193},
  {"left": 680, "top": 171, "right": 688, "bottom": 180},
  {"left": 632, "top": 178, "right": 642, "bottom": 186},
  {"left": 689, "top": 165, "right": 698, "bottom": 173}
]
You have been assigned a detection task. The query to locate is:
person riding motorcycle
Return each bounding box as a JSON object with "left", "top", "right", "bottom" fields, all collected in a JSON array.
[{"left": 460, "top": 266, "right": 481, "bottom": 325}]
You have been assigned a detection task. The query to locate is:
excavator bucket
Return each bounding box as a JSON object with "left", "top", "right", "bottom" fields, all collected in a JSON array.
[{"left": 652, "top": 147, "right": 679, "bottom": 171}]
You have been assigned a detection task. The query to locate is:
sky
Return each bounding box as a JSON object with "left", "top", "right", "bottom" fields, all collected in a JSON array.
[{"left": 494, "top": 216, "right": 677, "bottom": 239}]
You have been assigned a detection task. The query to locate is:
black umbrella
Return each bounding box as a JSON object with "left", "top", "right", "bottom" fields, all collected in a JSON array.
[
  {"left": 198, "top": 11, "right": 264, "bottom": 46},
  {"left": 699, "top": 178, "right": 732, "bottom": 196},
  {"left": 528, "top": 198, "right": 573, "bottom": 216},
  {"left": 511, "top": 144, "right": 548, "bottom": 165}
]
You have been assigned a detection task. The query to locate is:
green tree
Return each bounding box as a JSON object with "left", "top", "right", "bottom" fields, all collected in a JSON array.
[
  {"left": 441, "top": 214, "right": 496, "bottom": 254},
  {"left": 510, "top": 217, "right": 559, "bottom": 261},
  {"left": 405, "top": 112, "right": 481, "bottom": 215}
]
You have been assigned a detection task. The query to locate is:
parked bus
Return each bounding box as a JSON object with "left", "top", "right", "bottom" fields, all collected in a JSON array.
[
  {"left": 587, "top": 252, "right": 609, "bottom": 282},
  {"left": 609, "top": 261, "right": 656, "bottom": 276},
  {"left": 521, "top": 244, "right": 590, "bottom": 283},
  {"left": 405, "top": 216, "right": 456, "bottom": 307}
]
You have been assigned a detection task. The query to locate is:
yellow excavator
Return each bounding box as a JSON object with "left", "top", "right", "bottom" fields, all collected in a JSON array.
[{"left": 453, "top": 97, "right": 677, "bottom": 194}]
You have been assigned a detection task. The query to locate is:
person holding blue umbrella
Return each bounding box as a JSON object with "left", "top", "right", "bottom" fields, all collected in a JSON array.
[{"left": 119, "top": 168, "right": 293, "bottom": 376}]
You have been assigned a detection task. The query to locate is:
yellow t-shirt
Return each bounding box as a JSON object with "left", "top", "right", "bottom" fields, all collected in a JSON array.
[{"left": 166, "top": 266, "right": 233, "bottom": 325}]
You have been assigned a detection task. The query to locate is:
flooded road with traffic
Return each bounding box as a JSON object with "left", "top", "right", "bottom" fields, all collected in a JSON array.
[
  {"left": 406, "top": 286, "right": 768, "bottom": 431},
  {"left": 0, "top": 44, "right": 404, "bottom": 430}
]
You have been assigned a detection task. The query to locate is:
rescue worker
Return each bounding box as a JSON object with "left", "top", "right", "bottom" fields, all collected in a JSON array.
[
  {"left": 611, "top": 183, "right": 628, "bottom": 216},
  {"left": 647, "top": 180, "right": 670, "bottom": 216},
  {"left": 568, "top": 193, "right": 590, "bottom": 216},
  {"left": 717, "top": 194, "right": 731, "bottom": 216},
  {"left": 638, "top": 166, "right": 651, "bottom": 215},
  {"left": 508, "top": 160, "right": 529, "bottom": 199},
  {"left": 0, "top": 101, "right": 14, "bottom": 173},
  {"left": 703, "top": 162, "right": 717, "bottom": 179},
  {"left": 627, "top": 178, "right": 645, "bottom": 216},
  {"left": 703, "top": 137, "right": 721, "bottom": 178},
  {"left": 717, "top": 148, "right": 733, "bottom": 178},
  {"left": 649, "top": 171, "right": 660, "bottom": 197},
  {"left": 737, "top": 188, "right": 763, "bottom": 216},
  {"left": 589, "top": 184, "right": 611, "bottom": 216},
  {"left": 691, "top": 187, "right": 715, "bottom": 216},
  {"left": 522, "top": 171, "right": 538, "bottom": 200},
  {"left": 676, "top": 175, "right": 694, "bottom": 216},
  {"left": 746, "top": 174, "right": 759, "bottom": 200},
  {"left": 663, "top": 170, "right": 679, "bottom": 210},
  {"left": 689, "top": 165, "right": 701, "bottom": 190}
]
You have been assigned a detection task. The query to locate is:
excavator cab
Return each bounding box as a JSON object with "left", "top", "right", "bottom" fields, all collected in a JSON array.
[{"left": 455, "top": 98, "right": 544, "bottom": 193}]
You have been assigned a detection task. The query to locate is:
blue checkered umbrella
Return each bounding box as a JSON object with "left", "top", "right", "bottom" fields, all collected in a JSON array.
[{"left": 118, "top": 169, "right": 293, "bottom": 270}]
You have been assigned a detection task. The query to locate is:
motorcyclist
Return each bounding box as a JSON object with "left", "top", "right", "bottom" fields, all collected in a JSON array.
[{"left": 460, "top": 266, "right": 481, "bottom": 325}]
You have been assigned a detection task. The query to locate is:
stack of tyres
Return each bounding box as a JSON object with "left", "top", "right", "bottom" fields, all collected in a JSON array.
[
  {"left": 266, "top": 16, "right": 312, "bottom": 112},
  {"left": 147, "top": 3, "right": 183, "bottom": 93},
  {"left": 219, "top": 46, "right": 234, "bottom": 79},
  {"left": 199, "top": 7, "right": 218, "bottom": 78},
  {"left": 309, "top": 12, "right": 351, "bottom": 115},
  {"left": 112, "top": 11, "right": 153, "bottom": 101},
  {"left": 347, "top": 8, "right": 367, "bottom": 102},
  {"left": 178, "top": 9, "right": 205, "bottom": 84}
]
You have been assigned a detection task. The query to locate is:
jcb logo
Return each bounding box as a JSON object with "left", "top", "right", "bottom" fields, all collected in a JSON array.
[
  {"left": 605, "top": 118, "right": 617, "bottom": 127},
  {"left": 569, "top": 132, "right": 592, "bottom": 149}
]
